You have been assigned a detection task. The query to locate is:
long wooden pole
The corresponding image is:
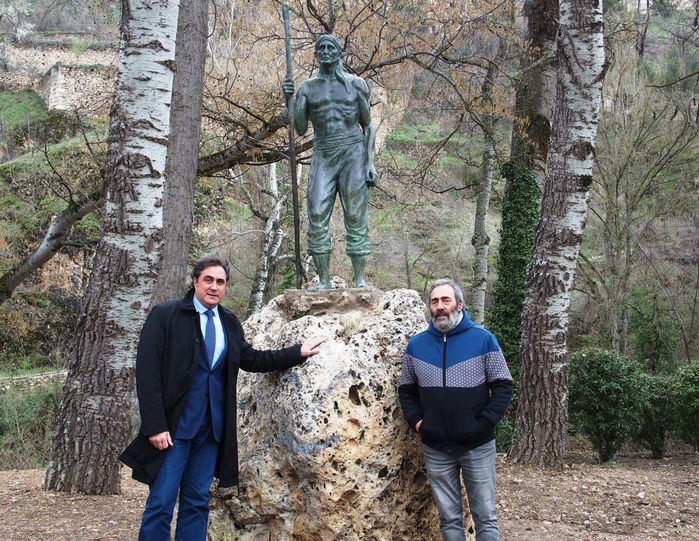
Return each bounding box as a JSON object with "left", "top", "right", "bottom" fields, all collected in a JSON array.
[{"left": 283, "top": 6, "right": 303, "bottom": 289}]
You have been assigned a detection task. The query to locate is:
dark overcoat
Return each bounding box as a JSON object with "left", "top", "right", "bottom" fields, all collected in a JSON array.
[{"left": 119, "top": 289, "right": 303, "bottom": 487}]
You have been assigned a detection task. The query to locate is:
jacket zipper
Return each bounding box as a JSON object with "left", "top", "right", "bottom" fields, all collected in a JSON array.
[{"left": 442, "top": 334, "right": 447, "bottom": 387}]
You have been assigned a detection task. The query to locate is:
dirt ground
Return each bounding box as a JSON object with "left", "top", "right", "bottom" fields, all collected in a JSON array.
[{"left": 1, "top": 451, "right": 697, "bottom": 540}]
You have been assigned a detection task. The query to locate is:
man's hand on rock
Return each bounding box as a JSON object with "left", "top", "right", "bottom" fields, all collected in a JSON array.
[
  {"left": 149, "top": 431, "right": 172, "bottom": 450},
  {"left": 415, "top": 420, "right": 422, "bottom": 432},
  {"left": 301, "top": 336, "right": 326, "bottom": 357}
]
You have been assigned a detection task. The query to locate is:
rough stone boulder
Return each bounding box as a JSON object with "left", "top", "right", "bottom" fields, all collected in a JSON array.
[{"left": 213, "top": 288, "right": 441, "bottom": 540}]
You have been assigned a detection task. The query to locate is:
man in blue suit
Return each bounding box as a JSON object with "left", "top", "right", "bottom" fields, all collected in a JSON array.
[{"left": 120, "top": 256, "right": 324, "bottom": 541}]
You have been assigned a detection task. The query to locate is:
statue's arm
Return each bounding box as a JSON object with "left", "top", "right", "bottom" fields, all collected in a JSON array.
[
  {"left": 354, "top": 78, "right": 377, "bottom": 186},
  {"left": 355, "top": 77, "right": 372, "bottom": 131},
  {"left": 292, "top": 84, "right": 310, "bottom": 135}
]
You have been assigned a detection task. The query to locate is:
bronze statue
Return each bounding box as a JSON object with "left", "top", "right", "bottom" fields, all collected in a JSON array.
[{"left": 283, "top": 34, "right": 376, "bottom": 289}]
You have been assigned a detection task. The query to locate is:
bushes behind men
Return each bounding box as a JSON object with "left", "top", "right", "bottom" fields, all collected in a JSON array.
[{"left": 569, "top": 348, "right": 698, "bottom": 462}]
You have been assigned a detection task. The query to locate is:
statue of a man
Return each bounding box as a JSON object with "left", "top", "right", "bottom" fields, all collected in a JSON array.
[{"left": 283, "top": 34, "right": 376, "bottom": 289}]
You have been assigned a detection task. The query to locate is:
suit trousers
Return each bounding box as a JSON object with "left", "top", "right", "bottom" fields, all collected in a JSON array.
[{"left": 138, "top": 422, "right": 219, "bottom": 541}]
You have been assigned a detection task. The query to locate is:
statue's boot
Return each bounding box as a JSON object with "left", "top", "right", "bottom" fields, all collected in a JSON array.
[
  {"left": 313, "top": 253, "right": 332, "bottom": 289},
  {"left": 350, "top": 255, "right": 369, "bottom": 288}
]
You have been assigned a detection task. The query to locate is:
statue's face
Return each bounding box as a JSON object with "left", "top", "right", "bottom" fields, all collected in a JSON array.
[{"left": 315, "top": 41, "right": 341, "bottom": 66}]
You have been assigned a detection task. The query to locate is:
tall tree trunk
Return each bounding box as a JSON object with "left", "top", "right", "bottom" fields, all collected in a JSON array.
[
  {"left": 636, "top": 0, "right": 650, "bottom": 57},
  {"left": 510, "top": 0, "right": 606, "bottom": 466},
  {"left": 488, "top": 0, "right": 558, "bottom": 375},
  {"left": 471, "top": 39, "right": 506, "bottom": 325},
  {"left": 151, "top": 0, "right": 209, "bottom": 304},
  {"left": 246, "top": 162, "right": 285, "bottom": 317},
  {"left": 44, "top": 0, "right": 179, "bottom": 495}
]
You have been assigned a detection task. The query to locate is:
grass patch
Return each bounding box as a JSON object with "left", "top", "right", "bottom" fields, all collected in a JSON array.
[
  {"left": 0, "top": 91, "right": 49, "bottom": 146},
  {"left": 0, "top": 131, "right": 104, "bottom": 180},
  {"left": 0, "top": 382, "right": 62, "bottom": 469}
]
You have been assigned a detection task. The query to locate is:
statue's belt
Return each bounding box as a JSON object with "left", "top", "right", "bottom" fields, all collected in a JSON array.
[{"left": 313, "top": 129, "right": 364, "bottom": 151}]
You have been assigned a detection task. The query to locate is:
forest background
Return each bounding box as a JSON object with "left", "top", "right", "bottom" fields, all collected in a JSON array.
[{"left": 0, "top": 0, "right": 697, "bottom": 535}]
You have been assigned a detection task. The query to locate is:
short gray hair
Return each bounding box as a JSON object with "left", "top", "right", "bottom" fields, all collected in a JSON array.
[{"left": 427, "top": 278, "right": 464, "bottom": 305}]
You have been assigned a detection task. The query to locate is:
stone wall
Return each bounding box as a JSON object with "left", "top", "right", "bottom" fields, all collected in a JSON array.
[
  {"left": 38, "top": 62, "right": 115, "bottom": 117},
  {"left": 0, "top": 370, "right": 67, "bottom": 393},
  {"left": 1, "top": 43, "right": 117, "bottom": 117}
]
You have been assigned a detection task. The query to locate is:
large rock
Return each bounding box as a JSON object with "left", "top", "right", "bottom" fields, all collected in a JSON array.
[{"left": 213, "top": 288, "right": 441, "bottom": 540}]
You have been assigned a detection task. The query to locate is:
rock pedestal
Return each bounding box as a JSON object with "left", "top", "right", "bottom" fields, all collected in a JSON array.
[{"left": 213, "top": 288, "right": 441, "bottom": 540}]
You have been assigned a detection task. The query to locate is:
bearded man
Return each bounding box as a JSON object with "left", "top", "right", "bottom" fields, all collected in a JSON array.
[
  {"left": 282, "top": 34, "right": 376, "bottom": 288},
  {"left": 398, "top": 279, "right": 513, "bottom": 541}
]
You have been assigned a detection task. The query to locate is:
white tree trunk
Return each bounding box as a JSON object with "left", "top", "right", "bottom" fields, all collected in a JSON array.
[
  {"left": 246, "top": 162, "right": 285, "bottom": 317},
  {"left": 471, "top": 39, "right": 506, "bottom": 325},
  {"left": 153, "top": 0, "right": 209, "bottom": 304},
  {"left": 510, "top": 0, "right": 606, "bottom": 466},
  {"left": 45, "top": 0, "right": 179, "bottom": 494}
]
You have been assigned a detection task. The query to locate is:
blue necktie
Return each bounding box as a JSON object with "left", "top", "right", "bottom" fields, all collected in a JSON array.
[{"left": 204, "top": 309, "right": 216, "bottom": 366}]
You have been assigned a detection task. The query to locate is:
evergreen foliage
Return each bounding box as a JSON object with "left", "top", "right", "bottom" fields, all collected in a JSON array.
[
  {"left": 569, "top": 348, "right": 644, "bottom": 462},
  {"left": 670, "top": 361, "right": 699, "bottom": 449},
  {"left": 488, "top": 164, "right": 540, "bottom": 382},
  {"left": 635, "top": 372, "right": 673, "bottom": 458},
  {"left": 495, "top": 417, "right": 513, "bottom": 453}
]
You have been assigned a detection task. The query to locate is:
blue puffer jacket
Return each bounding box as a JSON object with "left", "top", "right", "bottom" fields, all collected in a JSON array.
[{"left": 398, "top": 310, "right": 513, "bottom": 453}]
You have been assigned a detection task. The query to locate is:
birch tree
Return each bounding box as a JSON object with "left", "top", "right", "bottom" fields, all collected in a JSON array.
[
  {"left": 470, "top": 37, "right": 507, "bottom": 325},
  {"left": 245, "top": 162, "right": 286, "bottom": 317},
  {"left": 0, "top": 189, "right": 102, "bottom": 305},
  {"left": 151, "top": 0, "right": 209, "bottom": 304},
  {"left": 45, "top": 0, "right": 179, "bottom": 494},
  {"left": 510, "top": 0, "right": 606, "bottom": 466},
  {"left": 488, "top": 0, "right": 558, "bottom": 375}
]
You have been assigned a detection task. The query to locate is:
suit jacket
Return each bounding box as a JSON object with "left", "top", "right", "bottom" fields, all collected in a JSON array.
[
  {"left": 175, "top": 324, "right": 227, "bottom": 442},
  {"left": 119, "top": 289, "right": 304, "bottom": 487}
]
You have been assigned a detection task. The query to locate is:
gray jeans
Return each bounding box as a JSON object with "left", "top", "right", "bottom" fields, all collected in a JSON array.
[{"left": 422, "top": 439, "right": 499, "bottom": 541}]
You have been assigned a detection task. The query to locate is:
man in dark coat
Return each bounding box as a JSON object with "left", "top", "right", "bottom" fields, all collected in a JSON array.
[{"left": 120, "top": 256, "right": 324, "bottom": 541}]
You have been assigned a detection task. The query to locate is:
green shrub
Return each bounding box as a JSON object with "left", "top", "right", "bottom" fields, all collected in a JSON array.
[
  {"left": 670, "top": 361, "right": 699, "bottom": 450},
  {"left": 569, "top": 348, "right": 644, "bottom": 462},
  {"left": 0, "top": 382, "right": 62, "bottom": 469},
  {"left": 635, "top": 372, "right": 673, "bottom": 458},
  {"left": 495, "top": 418, "right": 513, "bottom": 453}
]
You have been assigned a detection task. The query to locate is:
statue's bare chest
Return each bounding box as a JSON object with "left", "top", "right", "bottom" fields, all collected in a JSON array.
[{"left": 305, "top": 81, "right": 357, "bottom": 109}]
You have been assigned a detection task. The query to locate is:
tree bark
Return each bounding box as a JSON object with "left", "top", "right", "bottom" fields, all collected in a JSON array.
[
  {"left": 151, "top": 0, "right": 209, "bottom": 304},
  {"left": 510, "top": 0, "right": 606, "bottom": 466},
  {"left": 44, "top": 0, "right": 179, "bottom": 494}
]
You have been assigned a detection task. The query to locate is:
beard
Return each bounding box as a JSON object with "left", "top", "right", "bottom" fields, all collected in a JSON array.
[{"left": 432, "top": 309, "right": 462, "bottom": 334}]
